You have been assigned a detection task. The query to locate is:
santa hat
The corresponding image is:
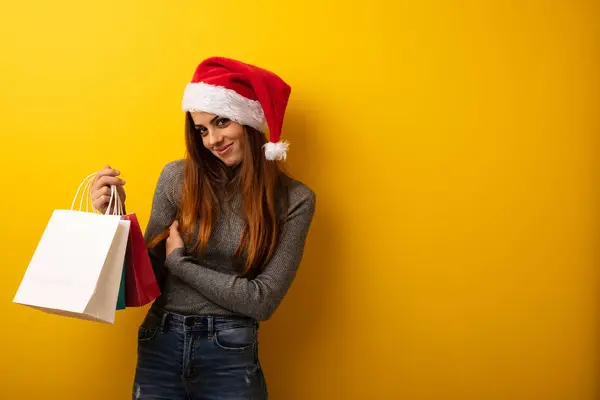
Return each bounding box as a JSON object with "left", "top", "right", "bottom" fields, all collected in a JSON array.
[{"left": 182, "top": 57, "right": 292, "bottom": 161}]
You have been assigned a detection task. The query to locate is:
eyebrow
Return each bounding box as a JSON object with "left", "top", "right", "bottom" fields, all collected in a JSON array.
[{"left": 194, "top": 115, "right": 220, "bottom": 128}]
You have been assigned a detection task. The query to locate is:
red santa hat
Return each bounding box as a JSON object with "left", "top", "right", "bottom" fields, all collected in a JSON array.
[{"left": 182, "top": 57, "right": 292, "bottom": 161}]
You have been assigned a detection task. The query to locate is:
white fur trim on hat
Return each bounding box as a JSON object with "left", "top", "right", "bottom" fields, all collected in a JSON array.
[
  {"left": 264, "top": 141, "right": 290, "bottom": 161},
  {"left": 182, "top": 82, "right": 266, "bottom": 131}
]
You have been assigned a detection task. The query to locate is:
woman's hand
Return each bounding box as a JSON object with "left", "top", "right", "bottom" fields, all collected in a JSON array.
[
  {"left": 91, "top": 165, "right": 126, "bottom": 213},
  {"left": 166, "top": 220, "right": 185, "bottom": 257}
]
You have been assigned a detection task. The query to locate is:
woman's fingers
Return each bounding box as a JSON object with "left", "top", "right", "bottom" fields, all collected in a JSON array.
[
  {"left": 93, "top": 175, "right": 126, "bottom": 191},
  {"left": 90, "top": 166, "right": 126, "bottom": 212}
]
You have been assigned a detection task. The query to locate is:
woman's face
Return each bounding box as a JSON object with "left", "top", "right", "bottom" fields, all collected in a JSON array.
[{"left": 190, "top": 112, "right": 246, "bottom": 166}]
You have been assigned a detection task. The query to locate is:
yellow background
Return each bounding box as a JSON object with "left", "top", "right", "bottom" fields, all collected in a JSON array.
[{"left": 0, "top": 1, "right": 598, "bottom": 399}]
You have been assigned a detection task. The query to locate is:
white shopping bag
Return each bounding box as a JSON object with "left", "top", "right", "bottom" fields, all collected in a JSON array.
[{"left": 14, "top": 173, "right": 130, "bottom": 324}]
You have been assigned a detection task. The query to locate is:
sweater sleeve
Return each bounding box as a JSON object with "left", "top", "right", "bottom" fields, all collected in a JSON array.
[
  {"left": 144, "top": 161, "right": 181, "bottom": 286},
  {"left": 164, "top": 189, "right": 316, "bottom": 321}
]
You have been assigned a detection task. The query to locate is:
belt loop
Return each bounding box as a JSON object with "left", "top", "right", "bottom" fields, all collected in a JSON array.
[
  {"left": 159, "top": 311, "right": 168, "bottom": 334},
  {"left": 208, "top": 316, "right": 214, "bottom": 338}
]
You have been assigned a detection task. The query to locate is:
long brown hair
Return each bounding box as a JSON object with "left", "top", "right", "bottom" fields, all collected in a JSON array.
[{"left": 148, "top": 112, "right": 288, "bottom": 276}]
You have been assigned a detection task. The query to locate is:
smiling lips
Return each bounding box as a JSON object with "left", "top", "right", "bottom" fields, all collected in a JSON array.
[{"left": 214, "top": 143, "right": 233, "bottom": 156}]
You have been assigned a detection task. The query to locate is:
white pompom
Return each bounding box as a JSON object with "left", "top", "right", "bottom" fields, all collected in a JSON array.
[{"left": 264, "top": 141, "right": 290, "bottom": 161}]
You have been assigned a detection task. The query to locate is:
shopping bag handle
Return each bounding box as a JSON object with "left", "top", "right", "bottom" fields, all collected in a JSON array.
[
  {"left": 105, "top": 184, "right": 124, "bottom": 216},
  {"left": 70, "top": 173, "right": 124, "bottom": 216},
  {"left": 71, "top": 173, "right": 96, "bottom": 213}
]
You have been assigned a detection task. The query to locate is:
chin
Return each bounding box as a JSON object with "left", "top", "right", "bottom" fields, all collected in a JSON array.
[{"left": 219, "top": 155, "right": 242, "bottom": 167}]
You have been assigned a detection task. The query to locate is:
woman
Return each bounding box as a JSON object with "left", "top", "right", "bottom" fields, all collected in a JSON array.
[{"left": 91, "top": 57, "right": 316, "bottom": 399}]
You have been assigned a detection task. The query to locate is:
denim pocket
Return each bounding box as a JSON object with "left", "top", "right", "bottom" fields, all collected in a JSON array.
[
  {"left": 137, "top": 310, "right": 162, "bottom": 342},
  {"left": 213, "top": 324, "right": 257, "bottom": 351},
  {"left": 137, "top": 326, "right": 160, "bottom": 342}
]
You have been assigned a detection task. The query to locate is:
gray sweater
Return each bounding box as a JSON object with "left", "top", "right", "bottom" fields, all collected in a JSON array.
[{"left": 144, "top": 160, "right": 316, "bottom": 321}]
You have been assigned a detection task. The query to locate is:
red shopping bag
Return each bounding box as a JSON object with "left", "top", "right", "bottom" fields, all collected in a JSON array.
[{"left": 122, "top": 214, "right": 161, "bottom": 306}]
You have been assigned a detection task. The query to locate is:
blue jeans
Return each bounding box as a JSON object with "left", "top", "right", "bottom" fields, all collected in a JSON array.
[{"left": 133, "top": 307, "right": 268, "bottom": 399}]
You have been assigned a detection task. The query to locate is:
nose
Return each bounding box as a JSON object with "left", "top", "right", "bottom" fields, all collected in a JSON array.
[{"left": 206, "top": 129, "right": 223, "bottom": 147}]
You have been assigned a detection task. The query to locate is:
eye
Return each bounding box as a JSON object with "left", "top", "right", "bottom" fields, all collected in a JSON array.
[
  {"left": 195, "top": 126, "right": 208, "bottom": 136},
  {"left": 216, "top": 117, "right": 230, "bottom": 128}
]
